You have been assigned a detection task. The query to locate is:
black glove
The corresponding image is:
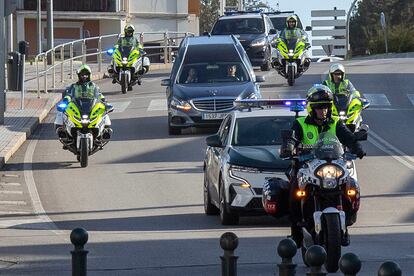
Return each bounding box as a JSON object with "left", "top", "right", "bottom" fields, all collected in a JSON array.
[
  {"left": 280, "top": 139, "right": 295, "bottom": 158},
  {"left": 351, "top": 143, "right": 366, "bottom": 159}
]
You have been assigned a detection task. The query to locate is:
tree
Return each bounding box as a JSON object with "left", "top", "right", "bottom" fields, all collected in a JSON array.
[{"left": 199, "top": 0, "right": 221, "bottom": 34}]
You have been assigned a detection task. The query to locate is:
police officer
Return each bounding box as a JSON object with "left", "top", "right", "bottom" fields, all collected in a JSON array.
[
  {"left": 280, "top": 84, "right": 365, "bottom": 247},
  {"left": 323, "top": 63, "right": 362, "bottom": 98}
]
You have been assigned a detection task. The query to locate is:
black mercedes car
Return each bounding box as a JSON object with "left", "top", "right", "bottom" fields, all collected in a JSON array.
[{"left": 161, "top": 35, "right": 265, "bottom": 135}]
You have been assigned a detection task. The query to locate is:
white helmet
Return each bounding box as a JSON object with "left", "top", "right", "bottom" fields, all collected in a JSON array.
[{"left": 329, "top": 63, "right": 345, "bottom": 74}]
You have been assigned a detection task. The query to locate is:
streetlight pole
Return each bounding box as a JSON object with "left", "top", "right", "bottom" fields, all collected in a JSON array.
[
  {"left": 46, "top": 0, "right": 54, "bottom": 64},
  {"left": 345, "top": 0, "right": 358, "bottom": 59},
  {"left": 0, "top": 2, "right": 5, "bottom": 124}
]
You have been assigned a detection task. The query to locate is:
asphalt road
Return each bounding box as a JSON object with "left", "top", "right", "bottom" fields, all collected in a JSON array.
[{"left": 0, "top": 59, "right": 413, "bottom": 275}]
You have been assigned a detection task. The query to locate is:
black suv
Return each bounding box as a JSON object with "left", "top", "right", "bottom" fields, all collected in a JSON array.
[{"left": 211, "top": 11, "right": 277, "bottom": 71}]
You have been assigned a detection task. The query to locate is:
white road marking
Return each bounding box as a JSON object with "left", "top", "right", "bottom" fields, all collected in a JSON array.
[
  {"left": 148, "top": 99, "right": 167, "bottom": 111},
  {"left": 0, "top": 218, "right": 57, "bottom": 229},
  {"left": 407, "top": 94, "right": 414, "bottom": 106},
  {"left": 24, "top": 125, "right": 62, "bottom": 234},
  {"left": 364, "top": 94, "right": 391, "bottom": 106},
  {"left": 111, "top": 101, "right": 131, "bottom": 113},
  {"left": 0, "top": 182, "right": 21, "bottom": 186},
  {"left": 0, "top": 201, "right": 26, "bottom": 205},
  {"left": 2, "top": 174, "right": 19, "bottom": 178},
  {"left": 368, "top": 130, "right": 414, "bottom": 171},
  {"left": 0, "top": 190, "right": 23, "bottom": 195}
]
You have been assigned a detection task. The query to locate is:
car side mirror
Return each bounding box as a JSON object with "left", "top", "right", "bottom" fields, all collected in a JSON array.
[
  {"left": 269, "top": 29, "right": 277, "bottom": 35},
  {"left": 305, "top": 26, "right": 312, "bottom": 31},
  {"left": 202, "top": 31, "right": 210, "bottom": 36},
  {"left": 354, "top": 124, "right": 369, "bottom": 141},
  {"left": 255, "top": 75, "right": 265, "bottom": 83},
  {"left": 206, "top": 134, "right": 223, "bottom": 148},
  {"left": 161, "top": 79, "right": 171, "bottom": 86}
]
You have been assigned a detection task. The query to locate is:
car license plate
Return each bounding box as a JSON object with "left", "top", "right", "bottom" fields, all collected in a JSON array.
[{"left": 202, "top": 113, "right": 227, "bottom": 120}]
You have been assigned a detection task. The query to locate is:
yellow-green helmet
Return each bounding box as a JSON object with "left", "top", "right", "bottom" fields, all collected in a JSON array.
[
  {"left": 286, "top": 15, "right": 298, "bottom": 28},
  {"left": 124, "top": 24, "right": 135, "bottom": 36},
  {"left": 306, "top": 84, "right": 333, "bottom": 115},
  {"left": 76, "top": 64, "right": 92, "bottom": 83}
]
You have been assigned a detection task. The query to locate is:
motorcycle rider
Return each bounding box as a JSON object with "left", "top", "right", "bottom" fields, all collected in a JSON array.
[
  {"left": 109, "top": 24, "right": 147, "bottom": 89},
  {"left": 323, "top": 63, "right": 362, "bottom": 98},
  {"left": 56, "top": 65, "right": 112, "bottom": 138},
  {"left": 276, "top": 15, "right": 311, "bottom": 67},
  {"left": 279, "top": 84, "right": 366, "bottom": 248}
]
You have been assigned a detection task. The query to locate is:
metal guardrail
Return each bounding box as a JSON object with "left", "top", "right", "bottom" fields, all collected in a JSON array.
[{"left": 34, "top": 31, "right": 194, "bottom": 96}]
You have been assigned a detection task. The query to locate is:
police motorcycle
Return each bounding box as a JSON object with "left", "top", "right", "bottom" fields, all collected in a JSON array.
[
  {"left": 262, "top": 100, "right": 367, "bottom": 273},
  {"left": 107, "top": 45, "right": 150, "bottom": 94},
  {"left": 332, "top": 93, "right": 370, "bottom": 132},
  {"left": 273, "top": 37, "right": 310, "bottom": 86},
  {"left": 55, "top": 96, "right": 114, "bottom": 168}
]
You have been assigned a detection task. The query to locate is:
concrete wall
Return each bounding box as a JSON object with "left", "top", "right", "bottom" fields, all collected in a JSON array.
[
  {"left": 99, "top": 19, "right": 124, "bottom": 52},
  {"left": 129, "top": 0, "right": 187, "bottom": 14}
]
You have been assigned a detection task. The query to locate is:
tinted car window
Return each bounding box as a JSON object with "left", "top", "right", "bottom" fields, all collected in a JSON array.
[
  {"left": 232, "top": 117, "right": 294, "bottom": 146},
  {"left": 212, "top": 18, "right": 265, "bottom": 35}
]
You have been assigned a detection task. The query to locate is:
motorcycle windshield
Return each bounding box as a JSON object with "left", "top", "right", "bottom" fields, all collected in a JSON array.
[
  {"left": 312, "top": 132, "right": 344, "bottom": 160},
  {"left": 284, "top": 38, "right": 298, "bottom": 50},
  {"left": 119, "top": 46, "right": 133, "bottom": 58},
  {"left": 74, "top": 98, "right": 97, "bottom": 116},
  {"left": 334, "top": 94, "right": 352, "bottom": 111}
]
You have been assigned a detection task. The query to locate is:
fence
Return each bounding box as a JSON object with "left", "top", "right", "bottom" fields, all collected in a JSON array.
[{"left": 34, "top": 31, "right": 194, "bottom": 96}]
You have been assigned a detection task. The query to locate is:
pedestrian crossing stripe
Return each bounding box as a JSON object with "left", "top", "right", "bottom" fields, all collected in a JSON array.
[
  {"left": 148, "top": 99, "right": 167, "bottom": 111},
  {"left": 364, "top": 94, "right": 391, "bottom": 106},
  {"left": 111, "top": 101, "right": 131, "bottom": 113},
  {"left": 407, "top": 94, "right": 414, "bottom": 106}
]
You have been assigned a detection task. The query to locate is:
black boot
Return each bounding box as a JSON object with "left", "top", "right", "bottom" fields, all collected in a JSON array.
[
  {"left": 342, "top": 229, "right": 350, "bottom": 246},
  {"left": 112, "top": 78, "right": 117, "bottom": 84},
  {"left": 128, "top": 85, "right": 133, "bottom": 91},
  {"left": 289, "top": 224, "right": 303, "bottom": 248}
]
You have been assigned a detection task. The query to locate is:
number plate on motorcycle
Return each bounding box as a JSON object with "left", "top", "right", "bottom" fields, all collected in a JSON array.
[{"left": 202, "top": 113, "right": 227, "bottom": 120}]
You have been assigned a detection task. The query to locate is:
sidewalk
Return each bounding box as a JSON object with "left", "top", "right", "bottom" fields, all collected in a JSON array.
[{"left": 0, "top": 62, "right": 172, "bottom": 168}]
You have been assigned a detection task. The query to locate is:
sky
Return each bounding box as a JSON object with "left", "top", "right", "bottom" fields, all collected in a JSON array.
[{"left": 266, "top": 0, "right": 356, "bottom": 28}]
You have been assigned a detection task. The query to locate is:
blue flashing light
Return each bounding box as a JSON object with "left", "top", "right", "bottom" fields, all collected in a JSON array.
[
  {"left": 285, "top": 101, "right": 292, "bottom": 106},
  {"left": 106, "top": 48, "right": 115, "bottom": 56},
  {"left": 234, "top": 99, "right": 306, "bottom": 111},
  {"left": 57, "top": 101, "right": 68, "bottom": 112}
]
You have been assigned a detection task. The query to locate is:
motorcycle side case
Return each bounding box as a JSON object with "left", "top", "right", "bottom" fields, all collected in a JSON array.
[
  {"left": 143, "top": 56, "right": 150, "bottom": 67},
  {"left": 262, "top": 177, "right": 289, "bottom": 218}
]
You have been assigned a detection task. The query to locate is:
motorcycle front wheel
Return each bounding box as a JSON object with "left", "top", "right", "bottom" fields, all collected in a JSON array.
[
  {"left": 80, "top": 137, "right": 88, "bottom": 168},
  {"left": 322, "top": 213, "right": 341, "bottom": 273},
  {"left": 121, "top": 74, "right": 128, "bottom": 94},
  {"left": 287, "top": 65, "right": 295, "bottom": 86}
]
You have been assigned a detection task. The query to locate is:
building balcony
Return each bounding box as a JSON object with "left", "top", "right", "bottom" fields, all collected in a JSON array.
[{"left": 22, "top": 0, "right": 126, "bottom": 13}]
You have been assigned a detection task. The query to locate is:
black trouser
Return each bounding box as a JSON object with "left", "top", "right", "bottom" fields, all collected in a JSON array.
[{"left": 287, "top": 165, "right": 303, "bottom": 247}]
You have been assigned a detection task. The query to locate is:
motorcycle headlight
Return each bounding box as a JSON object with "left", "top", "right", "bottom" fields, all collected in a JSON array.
[
  {"left": 288, "top": 49, "right": 294, "bottom": 57},
  {"left": 122, "top": 57, "right": 128, "bottom": 65},
  {"left": 81, "top": 115, "right": 90, "bottom": 125},
  {"left": 316, "top": 165, "right": 344, "bottom": 179},
  {"left": 170, "top": 98, "right": 192, "bottom": 111},
  {"left": 250, "top": 38, "right": 266, "bottom": 47}
]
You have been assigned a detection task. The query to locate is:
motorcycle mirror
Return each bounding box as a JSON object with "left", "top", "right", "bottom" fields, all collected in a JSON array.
[
  {"left": 106, "top": 104, "right": 114, "bottom": 113},
  {"left": 361, "top": 98, "right": 370, "bottom": 109}
]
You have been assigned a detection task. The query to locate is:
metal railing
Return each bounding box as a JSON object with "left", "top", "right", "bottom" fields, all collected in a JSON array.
[{"left": 34, "top": 31, "right": 194, "bottom": 96}]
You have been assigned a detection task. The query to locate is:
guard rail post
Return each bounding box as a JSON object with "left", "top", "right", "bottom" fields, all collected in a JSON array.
[
  {"left": 36, "top": 56, "right": 40, "bottom": 97},
  {"left": 220, "top": 232, "right": 238, "bottom": 276},
  {"left": 163, "top": 32, "right": 168, "bottom": 64},
  {"left": 70, "top": 227, "right": 89, "bottom": 276},
  {"left": 339, "top": 253, "right": 361, "bottom": 276},
  {"left": 60, "top": 46, "right": 64, "bottom": 82},
  {"left": 43, "top": 55, "right": 48, "bottom": 94},
  {"left": 52, "top": 49, "right": 56, "bottom": 88},
  {"left": 277, "top": 238, "right": 297, "bottom": 276},
  {"left": 70, "top": 43, "right": 74, "bottom": 79},
  {"left": 305, "top": 245, "right": 327, "bottom": 276},
  {"left": 82, "top": 39, "right": 86, "bottom": 64},
  {"left": 98, "top": 37, "right": 102, "bottom": 72}
]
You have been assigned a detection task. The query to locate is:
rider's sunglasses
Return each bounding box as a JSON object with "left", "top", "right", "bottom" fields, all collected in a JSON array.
[{"left": 333, "top": 72, "right": 343, "bottom": 76}]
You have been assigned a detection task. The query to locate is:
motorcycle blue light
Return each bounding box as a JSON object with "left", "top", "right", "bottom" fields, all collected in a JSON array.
[
  {"left": 284, "top": 101, "right": 292, "bottom": 106},
  {"left": 107, "top": 48, "right": 114, "bottom": 56},
  {"left": 57, "top": 101, "right": 68, "bottom": 112}
]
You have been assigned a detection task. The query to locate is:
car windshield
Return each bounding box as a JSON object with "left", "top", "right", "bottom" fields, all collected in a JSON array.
[
  {"left": 178, "top": 62, "right": 249, "bottom": 84},
  {"left": 232, "top": 116, "right": 294, "bottom": 146},
  {"left": 312, "top": 132, "right": 344, "bottom": 160},
  {"left": 212, "top": 18, "right": 265, "bottom": 34}
]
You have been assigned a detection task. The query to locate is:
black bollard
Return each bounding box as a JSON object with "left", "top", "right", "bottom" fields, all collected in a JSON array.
[
  {"left": 378, "top": 261, "right": 402, "bottom": 276},
  {"left": 220, "top": 232, "right": 239, "bottom": 276},
  {"left": 305, "top": 245, "right": 327, "bottom": 276},
  {"left": 339, "top": 253, "right": 361, "bottom": 276},
  {"left": 70, "top": 227, "right": 89, "bottom": 276},
  {"left": 277, "top": 238, "right": 297, "bottom": 276}
]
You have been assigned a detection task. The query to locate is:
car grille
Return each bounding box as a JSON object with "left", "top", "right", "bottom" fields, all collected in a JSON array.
[
  {"left": 253, "top": 188, "right": 263, "bottom": 195},
  {"left": 245, "top": 198, "right": 263, "bottom": 209},
  {"left": 191, "top": 98, "right": 235, "bottom": 112}
]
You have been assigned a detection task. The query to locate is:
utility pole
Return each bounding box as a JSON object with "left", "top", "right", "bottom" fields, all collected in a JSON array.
[
  {"left": 0, "top": 2, "right": 5, "bottom": 124},
  {"left": 220, "top": 0, "right": 226, "bottom": 15},
  {"left": 46, "top": 0, "right": 54, "bottom": 63},
  {"left": 37, "top": 0, "right": 42, "bottom": 54},
  {"left": 345, "top": 0, "right": 358, "bottom": 59}
]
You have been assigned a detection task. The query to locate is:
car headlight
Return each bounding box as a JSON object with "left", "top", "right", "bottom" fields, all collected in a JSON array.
[
  {"left": 170, "top": 98, "right": 192, "bottom": 111},
  {"left": 250, "top": 38, "right": 266, "bottom": 47},
  {"left": 316, "top": 165, "right": 344, "bottom": 189},
  {"left": 228, "top": 165, "right": 256, "bottom": 188}
]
